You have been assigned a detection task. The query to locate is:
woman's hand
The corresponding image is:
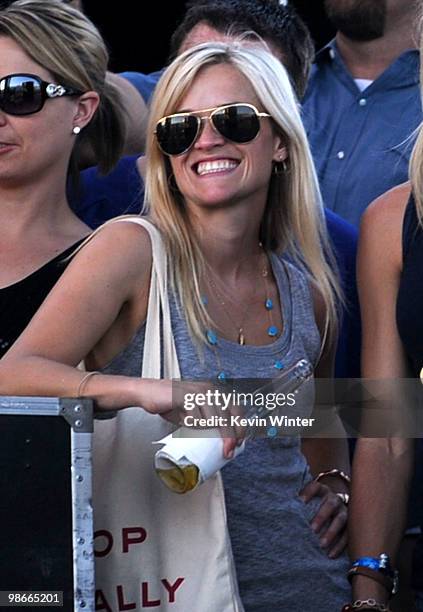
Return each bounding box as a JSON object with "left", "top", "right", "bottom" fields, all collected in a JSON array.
[
  {"left": 299, "top": 479, "right": 348, "bottom": 558},
  {"left": 137, "top": 378, "right": 245, "bottom": 457},
  {"left": 136, "top": 378, "right": 176, "bottom": 415}
]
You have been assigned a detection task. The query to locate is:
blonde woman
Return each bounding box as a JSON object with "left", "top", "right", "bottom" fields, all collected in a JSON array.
[
  {"left": 347, "top": 17, "right": 423, "bottom": 612},
  {"left": 0, "top": 0, "right": 124, "bottom": 603},
  {"left": 0, "top": 0, "right": 126, "bottom": 358},
  {"left": 0, "top": 42, "right": 350, "bottom": 610}
]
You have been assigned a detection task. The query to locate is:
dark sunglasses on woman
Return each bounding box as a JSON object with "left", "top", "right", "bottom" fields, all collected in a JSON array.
[
  {"left": 0, "top": 73, "right": 82, "bottom": 116},
  {"left": 155, "top": 103, "right": 271, "bottom": 156}
]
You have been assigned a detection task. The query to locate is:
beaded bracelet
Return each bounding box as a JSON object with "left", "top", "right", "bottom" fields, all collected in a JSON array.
[
  {"left": 341, "top": 599, "right": 391, "bottom": 611},
  {"left": 352, "top": 554, "right": 393, "bottom": 574}
]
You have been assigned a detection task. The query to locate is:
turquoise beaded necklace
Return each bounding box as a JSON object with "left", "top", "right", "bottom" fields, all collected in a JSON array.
[{"left": 202, "top": 249, "right": 284, "bottom": 381}]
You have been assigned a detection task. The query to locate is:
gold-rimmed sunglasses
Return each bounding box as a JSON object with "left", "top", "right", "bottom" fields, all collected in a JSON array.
[{"left": 155, "top": 102, "right": 271, "bottom": 156}]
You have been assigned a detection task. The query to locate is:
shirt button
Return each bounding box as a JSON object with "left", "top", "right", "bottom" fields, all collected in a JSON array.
[
  {"left": 359, "top": 98, "right": 367, "bottom": 106},
  {"left": 337, "top": 151, "right": 345, "bottom": 160}
]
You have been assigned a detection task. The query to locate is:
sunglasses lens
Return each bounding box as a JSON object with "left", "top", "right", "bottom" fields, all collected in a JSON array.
[
  {"left": 0, "top": 75, "right": 43, "bottom": 116},
  {"left": 156, "top": 114, "right": 199, "bottom": 155},
  {"left": 212, "top": 105, "right": 260, "bottom": 143}
]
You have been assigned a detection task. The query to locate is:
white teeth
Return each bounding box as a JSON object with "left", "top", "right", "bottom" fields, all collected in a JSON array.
[{"left": 197, "top": 159, "right": 238, "bottom": 175}]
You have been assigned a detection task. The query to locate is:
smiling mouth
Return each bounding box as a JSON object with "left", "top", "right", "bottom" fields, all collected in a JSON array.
[{"left": 196, "top": 159, "right": 239, "bottom": 176}]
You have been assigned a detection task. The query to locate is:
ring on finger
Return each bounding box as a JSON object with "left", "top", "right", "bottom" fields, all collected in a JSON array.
[{"left": 336, "top": 492, "right": 349, "bottom": 506}]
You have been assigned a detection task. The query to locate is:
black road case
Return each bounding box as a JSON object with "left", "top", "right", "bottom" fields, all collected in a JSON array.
[{"left": 0, "top": 397, "right": 94, "bottom": 611}]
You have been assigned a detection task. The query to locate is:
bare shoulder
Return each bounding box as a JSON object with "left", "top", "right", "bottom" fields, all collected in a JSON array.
[
  {"left": 360, "top": 181, "right": 411, "bottom": 270},
  {"left": 361, "top": 181, "right": 411, "bottom": 234},
  {"left": 73, "top": 217, "right": 153, "bottom": 274}
]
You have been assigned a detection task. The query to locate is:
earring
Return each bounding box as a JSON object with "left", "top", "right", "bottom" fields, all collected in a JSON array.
[
  {"left": 272, "top": 157, "right": 289, "bottom": 175},
  {"left": 167, "top": 172, "right": 180, "bottom": 193},
  {"left": 72, "top": 126, "right": 81, "bottom": 135},
  {"left": 272, "top": 161, "right": 284, "bottom": 176}
]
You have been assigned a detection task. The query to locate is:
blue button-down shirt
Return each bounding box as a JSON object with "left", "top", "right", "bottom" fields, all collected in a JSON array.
[{"left": 303, "top": 41, "right": 421, "bottom": 227}]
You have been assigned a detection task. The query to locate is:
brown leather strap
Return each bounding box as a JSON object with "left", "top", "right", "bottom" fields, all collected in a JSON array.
[{"left": 347, "top": 565, "right": 393, "bottom": 594}]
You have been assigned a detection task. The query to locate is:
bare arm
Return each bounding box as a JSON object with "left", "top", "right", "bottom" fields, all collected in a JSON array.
[
  {"left": 351, "top": 183, "right": 414, "bottom": 602},
  {"left": 0, "top": 222, "right": 172, "bottom": 414},
  {"left": 302, "top": 303, "right": 350, "bottom": 476},
  {"left": 301, "top": 333, "right": 350, "bottom": 482},
  {"left": 300, "top": 287, "right": 350, "bottom": 557}
]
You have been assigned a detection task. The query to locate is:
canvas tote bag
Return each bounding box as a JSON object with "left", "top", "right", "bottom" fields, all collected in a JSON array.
[{"left": 92, "top": 217, "right": 244, "bottom": 612}]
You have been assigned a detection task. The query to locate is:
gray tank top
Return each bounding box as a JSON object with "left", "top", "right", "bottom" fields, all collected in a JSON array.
[
  {"left": 103, "top": 252, "right": 320, "bottom": 379},
  {"left": 102, "top": 253, "right": 344, "bottom": 611}
]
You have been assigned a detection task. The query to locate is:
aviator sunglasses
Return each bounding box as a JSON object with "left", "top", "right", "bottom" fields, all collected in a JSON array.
[
  {"left": 155, "top": 102, "right": 271, "bottom": 156},
  {"left": 0, "top": 73, "right": 82, "bottom": 117}
]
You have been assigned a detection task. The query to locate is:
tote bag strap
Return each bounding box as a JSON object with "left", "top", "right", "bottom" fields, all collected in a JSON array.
[
  {"left": 93, "top": 218, "right": 244, "bottom": 612},
  {"left": 112, "top": 217, "right": 181, "bottom": 380}
]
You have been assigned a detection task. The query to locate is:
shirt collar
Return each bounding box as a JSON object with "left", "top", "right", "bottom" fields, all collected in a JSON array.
[
  {"left": 314, "top": 38, "right": 420, "bottom": 87},
  {"left": 314, "top": 39, "right": 338, "bottom": 63}
]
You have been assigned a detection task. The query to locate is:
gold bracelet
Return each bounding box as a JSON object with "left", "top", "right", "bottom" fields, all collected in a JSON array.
[
  {"left": 77, "top": 371, "right": 99, "bottom": 397},
  {"left": 342, "top": 599, "right": 391, "bottom": 611},
  {"left": 314, "top": 468, "right": 351, "bottom": 487}
]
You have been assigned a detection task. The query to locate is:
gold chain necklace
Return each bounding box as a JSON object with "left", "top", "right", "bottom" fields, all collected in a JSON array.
[
  {"left": 206, "top": 273, "right": 253, "bottom": 345},
  {"left": 203, "top": 249, "right": 281, "bottom": 346}
]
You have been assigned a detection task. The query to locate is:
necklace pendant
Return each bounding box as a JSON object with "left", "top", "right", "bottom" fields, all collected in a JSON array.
[
  {"left": 267, "top": 325, "right": 279, "bottom": 338},
  {"left": 206, "top": 329, "right": 218, "bottom": 345},
  {"left": 238, "top": 329, "right": 245, "bottom": 345}
]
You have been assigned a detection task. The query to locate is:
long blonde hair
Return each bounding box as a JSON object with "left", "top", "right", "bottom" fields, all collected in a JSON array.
[
  {"left": 145, "top": 42, "right": 340, "bottom": 347},
  {"left": 410, "top": 15, "right": 423, "bottom": 222}
]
